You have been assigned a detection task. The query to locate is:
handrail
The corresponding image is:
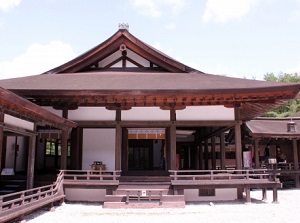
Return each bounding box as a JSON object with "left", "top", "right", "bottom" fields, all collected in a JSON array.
[
  {"left": 169, "top": 169, "right": 279, "bottom": 181},
  {"left": 0, "top": 170, "right": 65, "bottom": 222},
  {"left": 0, "top": 170, "right": 121, "bottom": 222},
  {"left": 62, "top": 170, "right": 121, "bottom": 182}
]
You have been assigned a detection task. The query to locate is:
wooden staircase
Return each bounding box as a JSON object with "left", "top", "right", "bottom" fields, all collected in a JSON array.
[{"left": 103, "top": 176, "right": 185, "bottom": 208}]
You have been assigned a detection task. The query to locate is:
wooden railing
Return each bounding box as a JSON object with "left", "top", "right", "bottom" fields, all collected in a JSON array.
[
  {"left": 0, "top": 171, "right": 65, "bottom": 223},
  {"left": 169, "top": 169, "right": 279, "bottom": 181},
  {"left": 63, "top": 170, "right": 121, "bottom": 182},
  {"left": 0, "top": 170, "right": 121, "bottom": 222}
]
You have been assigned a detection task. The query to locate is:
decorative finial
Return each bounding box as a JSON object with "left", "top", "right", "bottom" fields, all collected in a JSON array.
[{"left": 119, "top": 23, "right": 129, "bottom": 30}]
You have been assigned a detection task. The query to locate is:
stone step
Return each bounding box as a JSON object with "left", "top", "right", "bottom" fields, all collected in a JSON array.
[{"left": 103, "top": 201, "right": 185, "bottom": 208}]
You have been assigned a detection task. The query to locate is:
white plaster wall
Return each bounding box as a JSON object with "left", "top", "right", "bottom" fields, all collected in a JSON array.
[
  {"left": 184, "top": 188, "right": 237, "bottom": 202},
  {"left": 69, "top": 107, "right": 115, "bottom": 121},
  {"left": 4, "top": 114, "right": 34, "bottom": 131},
  {"left": 176, "top": 106, "right": 234, "bottom": 121},
  {"left": 65, "top": 188, "right": 106, "bottom": 202},
  {"left": 122, "top": 107, "right": 170, "bottom": 121},
  {"left": 82, "top": 129, "right": 115, "bottom": 171}
]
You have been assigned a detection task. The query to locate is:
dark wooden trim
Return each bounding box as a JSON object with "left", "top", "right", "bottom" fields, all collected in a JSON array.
[
  {"left": 220, "top": 132, "right": 225, "bottom": 170},
  {"left": 234, "top": 107, "right": 242, "bottom": 170},
  {"left": 76, "top": 120, "right": 238, "bottom": 128},
  {"left": 211, "top": 135, "right": 216, "bottom": 169},
  {"left": 0, "top": 112, "right": 4, "bottom": 170},
  {"left": 115, "top": 124, "right": 122, "bottom": 170}
]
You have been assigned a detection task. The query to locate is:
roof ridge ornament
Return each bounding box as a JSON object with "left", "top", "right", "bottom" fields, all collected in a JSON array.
[{"left": 119, "top": 23, "right": 129, "bottom": 30}]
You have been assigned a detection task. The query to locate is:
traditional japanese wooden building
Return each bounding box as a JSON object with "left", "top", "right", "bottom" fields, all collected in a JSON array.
[{"left": 1, "top": 25, "right": 300, "bottom": 206}]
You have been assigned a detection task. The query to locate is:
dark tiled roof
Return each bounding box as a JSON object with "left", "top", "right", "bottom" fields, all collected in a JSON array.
[
  {"left": 0, "top": 71, "right": 299, "bottom": 92},
  {"left": 246, "top": 118, "right": 300, "bottom": 138}
]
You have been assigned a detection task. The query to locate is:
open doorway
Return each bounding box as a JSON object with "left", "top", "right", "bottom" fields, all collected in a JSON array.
[{"left": 128, "top": 139, "right": 165, "bottom": 171}]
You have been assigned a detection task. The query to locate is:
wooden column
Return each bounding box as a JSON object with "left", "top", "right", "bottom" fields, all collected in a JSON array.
[
  {"left": 220, "top": 132, "right": 226, "bottom": 170},
  {"left": 121, "top": 128, "right": 128, "bottom": 171},
  {"left": 27, "top": 125, "right": 37, "bottom": 189},
  {"left": 195, "top": 144, "right": 199, "bottom": 170},
  {"left": 234, "top": 107, "right": 242, "bottom": 170},
  {"left": 254, "top": 139, "right": 260, "bottom": 169},
  {"left": 234, "top": 107, "right": 243, "bottom": 199},
  {"left": 60, "top": 109, "right": 69, "bottom": 170},
  {"left": 115, "top": 123, "right": 122, "bottom": 170},
  {"left": 199, "top": 142, "right": 203, "bottom": 170},
  {"left": 169, "top": 123, "right": 177, "bottom": 170},
  {"left": 70, "top": 127, "right": 82, "bottom": 169},
  {"left": 292, "top": 139, "right": 299, "bottom": 188},
  {"left": 60, "top": 129, "right": 69, "bottom": 170},
  {"left": 204, "top": 139, "right": 209, "bottom": 169},
  {"left": 0, "top": 112, "right": 4, "bottom": 170},
  {"left": 169, "top": 109, "right": 177, "bottom": 170},
  {"left": 211, "top": 136, "right": 216, "bottom": 169}
]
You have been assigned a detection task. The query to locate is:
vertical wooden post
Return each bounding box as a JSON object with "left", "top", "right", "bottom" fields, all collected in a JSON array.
[
  {"left": 61, "top": 109, "right": 69, "bottom": 170},
  {"left": 211, "top": 136, "right": 216, "bottom": 169},
  {"left": 199, "top": 142, "right": 203, "bottom": 170},
  {"left": 292, "top": 139, "right": 299, "bottom": 188},
  {"left": 0, "top": 112, "right": 4, "bottom": 170},
  {"left": 27, "top": 124, "right": 37, "bottom": 189},
  {"left": 204, "top": 139, "right": 209, "bottom": 170},
  {"left": 262, "top": 188, "right": 267, "bottom": 201},
  {"left": 245, "top": 186, "right": 251, "bottom": 203},
  {"left": 220, "top": 132, "right": 226, "bottom": 170},
  {"left": 254, "top": 139, "right": 260, "bottom": 169},
  {"left": 60, "top": 129, "right": 69, "bottom": 170},
  {"left": 234, "top": 107, "right": 242, "bottom": 170},
  {"left": 115, "top": 123, "right": 122, "bottom": 170},
  {"left": 272, "top": 187, "right": 278, "bottom": 203},
  {"left": 169, "top": 123, "right": 177, "bottom": 170},
  {"left": 195, "top": 144, "right": 199, "bottom": 170}
]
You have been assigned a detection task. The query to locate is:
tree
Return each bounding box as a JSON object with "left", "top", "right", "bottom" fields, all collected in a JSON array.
[{"left": 262, "top": 72, "right": 300, "bottom": 117}]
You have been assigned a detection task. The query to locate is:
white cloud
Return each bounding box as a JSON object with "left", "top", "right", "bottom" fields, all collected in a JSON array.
[
  {"left": 131, "top": 0, "right": 187, "bottom": 17},
  {"left": 166, "top": 23, "right": 176, "bottom": 30},
  {"left": 0, "top": 0, "right": 22, "bottom": 12},
  {"left": 202, "top": 0, "right": 257, "bottom": 23},
  {"left": 0, "top": 41, "right": 76, "bottom": 80}
]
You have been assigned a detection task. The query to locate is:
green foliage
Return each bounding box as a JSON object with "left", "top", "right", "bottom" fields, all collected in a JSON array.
[
  {"left": 264, "top": 72, "right": 300, "bottom": 83},
  {"left": 262, "top": 72, "right": 300, "bottom": 117}
]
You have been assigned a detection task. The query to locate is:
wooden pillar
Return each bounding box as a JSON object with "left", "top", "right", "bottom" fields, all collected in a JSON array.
[
  {"left": 169, "top": 109, "right": 177, "bottom": 170},
  {"left": 60, "top": 109, "right": 69, "bottom": 170},
  {"left": 27, "top": 125, "right": 37, "bottom": 189},
  {"left": 60, "top": 129, "right": 69, "bottom": 170},
  {"left": 220, "top": 132, "right": 226, "bottom": 170},
  {"left": 70, "top": 127, "right": 82, "bottom": 169},
  {"left": 254, "top": 139, "right": 260, "bottom": 169},
  {"left": 121, "top": 128, "right": 128, "bottom": 171},
  {"left": 204, "top": 139, "right": 209, "bottom": 169},
  {"left": 234, "top": 107, "right": 242, "bottom": 170},
  {"left": 195, "top": 144, "right": 199, "bottom": 169},
  {"left": 245, "top": 186, "right": 251, "bottom": 203},
  {"left": 292, "top": 139, "right": 299, "bottom": 188},
  {"left": 115, "top": 123, "right": 122, "bottom": 170},
  {"left": 0, "top": 112, "right": 4, "bottom": 170},
  {"left": 211, "top": 136, "right": 216, "bottom": 169},
  {"left": 199, "top": 142, "right": 203, "bottom": 170},
  {"left": 272, "top": 187, "right": 278, "bottom": 203},
  {"left": 169, "top": 123, "right": 177, "bottom": 170},
  {"left": 262, "top": 188, "right": 267, "bottom": 201}
]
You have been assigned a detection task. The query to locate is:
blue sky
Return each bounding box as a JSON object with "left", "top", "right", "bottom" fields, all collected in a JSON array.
[{"left": 0, "top": 0, "right": 300, "bottom": 80}]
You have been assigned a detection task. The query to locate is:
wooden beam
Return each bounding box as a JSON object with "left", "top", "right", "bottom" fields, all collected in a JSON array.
[
  {"left": 211, "top": 135, "right": 216, "bottom": 169},
  {"left": 60, "top": 129, "right": 69, "bottom": 170},
  {"left": 169, "top": 124, "right": 177, "bottom": 170},
  {"left": 254, "top": 139, "right": 260, "bottom": 169}
]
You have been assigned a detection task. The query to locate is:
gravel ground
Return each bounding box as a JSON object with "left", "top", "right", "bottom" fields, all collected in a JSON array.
[{"left": 19, "top": 189, "right": 300, "bottom": 223}]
